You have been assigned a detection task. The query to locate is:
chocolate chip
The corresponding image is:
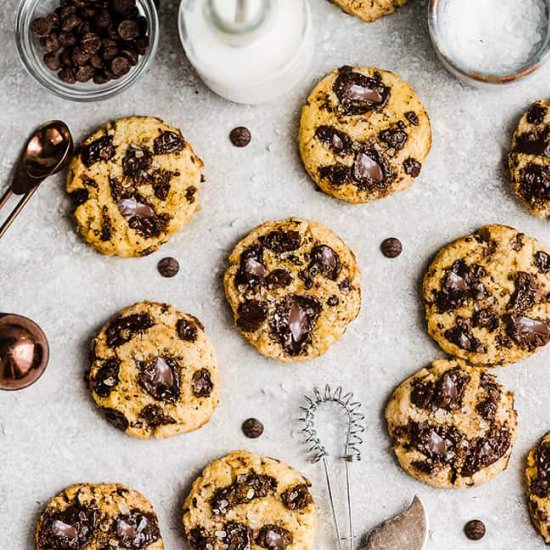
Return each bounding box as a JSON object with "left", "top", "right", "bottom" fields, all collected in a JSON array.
[
  {"left": 473, "top": 308, "right": 499, "bottom": 332},
  {"left": 236, "top": 246, "right": 267, "bottom": 288},
  {"left": 106, "top": 312, "right": 154, "bottom": 348},
  {"left": 93, "top": 359, "right": 120, "bottom": 397},
  {"left": 192, "top": 368, "right": 214, "bottom": 398},
  {"left": 69, "top": 188, "right": 89, "bottom": 206},
  {"left": 188, "top": 527, "right": 216, "bottom": 550},
  {"left": 309, "top": 245, "right": 341, "bottom": 280},
  {"left": 514, "top": 127, "right": 550, "bottom": 156},
  {"left": 265, "top": 269, "right": 292, "bottom": 289},
  {"left": 531, "top": 440, "right": 550, "bottom": 498},
  {"left": 464, "top": 520, "right": 486, "bottom": 541},
  {"left": 177, "top": 319, "right": 198, "bottom": 342},
  {"left": 379, "top": 128, "right": 408, "bottom": 150},
  {"left": 31, "top": 16, "right": 54, "bottom": 37},
  {"left": 281, "top": 484, "right": 312, "bottom": 510},
  {"left": 237, "top": 300, "right": 268, "bottom": 332},
  {"left": 44, "top": 52, "right": 62, "bottom": 70},
  {"left": 154, "top": 131, "right": 185, "bottom": 155},
  {"left": 381, "top": 237, "right": 402, "bottom": 258},
  {"left": 103, "top": 408, "right": 129, "bottom": 431},
  {"left": 508, "top": 271, "right": 540, "bottom": 313},
  {"left": 222, "top": 522, "right": 251, "bottom": 548},
  {"left": 59, "top": 67, "right": 76, "bottom": 83},
  {"left": 118, "top": 197, "right": 155, "bottom": 219},
  {"left": 80, "top": 32, "right": 101, "bottom": 54},
  {"left": 504, "top": 315, "right": 550, "bottom": 350},
  {"left": 445, "top": 317, "right": 484, "bottom": 352},
  {"left": 114, "top": 510, "right": 160, "bottom": 548},
  {"left": 118, "top": 19, "right": 140, "bottom": 40},
  {"left": 157, "top": 257, "right": 179, "bottom": 278},
  {"left": 270, "top": 295, "right": 321, "bottom": 356},
  {"left": 113, "top": 0, "right": 137, "bottom": 16},
  {"left": 403, "top": 157, "right": 422, "bottom": 177},
  {"left": 256, "top": 525, "right": 293, "bottom": 549},
  {"left": 527, "top": 103, "right": 547, "bottom": 125},
  {"left": 185, "top": 186, "right": 197, "bottom": 203},
  {"left": 535, "top": 251, "right": 550, "bottom": 273},
  {"left": 462, "top": 427, "right": 512, "bottom": 477},
  {"left": 62, "top": 14, "right": 82, "bottom": 32},
  {"left": 111, "top": 56, "right": 131, "bottom": 76},
  {"left": 353, "top": 147, "right": 388, "bottom": 188},
  {"left": 81, "top": 134, "right": 115, "bottom": 167},
  {"left": 75, "top": 65, "right": 95, "bottom": 82},
  {"left": 138, "top": 357, "right": 180, "bottom": 402},
  {"left": 434, "top": 367, "right": 470, "bottom": 411},
  {"left": 315, "top": 125, "right": 351, "bottom": 155},
  {"left": 139, "top": 404, "right": 176, "bottom": 427},
  {"left": 229, "top": 126, "right": 251, "bottom": 147},
  {"left": 41, "top": 34, "right": 60, "bottom": 53},
  {"left": 519, "top": 163, "right": 550, "bottom": 201},
  {"left": 404, "top": 111, "right": 419, "bottom": 126},
  {"left": 333, "top": 67, "right": 389, "bottom": 115},
  {"left": 327, "top": 295, "right": 339, "bottom": 306},
  {"left": 261, "top": 230, "right": 302, "bottom": 253},
  {"left": 319, "top": 164, "right": 352, "bottom": 186},
  {"left": 242, "top": 418, "right": 264, "bottom": 439},
  {"left": 411, "top": 380, "right": 435, "bottom": 409}
]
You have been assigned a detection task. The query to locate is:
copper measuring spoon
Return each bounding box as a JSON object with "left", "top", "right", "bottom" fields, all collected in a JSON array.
[
  {"left": 0, "top": 314, "right": 49, "bottom": 390},
  {"left": 0, "top": 120, "right": 73, "bottom": 239}
]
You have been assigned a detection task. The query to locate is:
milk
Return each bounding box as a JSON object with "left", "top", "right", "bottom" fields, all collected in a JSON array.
[{"left": 178, "top": 0, "right": 314, "bottom": 104}]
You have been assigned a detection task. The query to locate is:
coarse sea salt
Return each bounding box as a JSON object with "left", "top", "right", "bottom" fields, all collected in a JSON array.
[{"left": 438, "top": 0, "right": 548, "bottom": 74}]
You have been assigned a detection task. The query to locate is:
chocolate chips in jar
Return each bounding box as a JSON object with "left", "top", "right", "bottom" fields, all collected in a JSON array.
[{"left": 30, "top": 0, "right": 150, "bottom": 85}]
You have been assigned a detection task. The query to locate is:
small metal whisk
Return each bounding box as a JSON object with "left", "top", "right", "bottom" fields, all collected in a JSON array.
[{"left": 300, "top": 385, "right": 365, "bottom": 550}]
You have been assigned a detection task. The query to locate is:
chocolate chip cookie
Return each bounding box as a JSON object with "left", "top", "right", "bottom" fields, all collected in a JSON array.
[
  {"left": 509, "top": 100, "right": 550, "bottom": 217},
  {"left": 385, "top": 358, "right": 517, "bottom": 489},
  {"left": 526, "top": 432, "right": 550, "bottom": 544},
  {"left": 88, "top": 301, "right": 219, "bottom": 439},
  {"left": 35, "top": 483, "right": 164, "bottom": 550},
  {"left": 299, "top": 66, "right": 431, "bottom": 204},
  {"left": 223, "top": 218, "right": 361, "bottom": 362},
  {"left": 328, "top": 0, "right": 409, "bottom": 23},
  {"left": 423, "top": 224, "right": 550, "bottom": 366},
  {"left": 182, "top": 450, "right": 317, "bottom": 550},
  {"left": 67, "top": 116, "right": 203, "bottom": 257}
]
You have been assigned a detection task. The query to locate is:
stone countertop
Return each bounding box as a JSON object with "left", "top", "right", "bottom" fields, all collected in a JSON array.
[{"left": 1, "top": 0, "right": 550, "bottom": 548}]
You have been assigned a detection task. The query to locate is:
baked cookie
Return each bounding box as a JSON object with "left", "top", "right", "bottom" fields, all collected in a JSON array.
[
  {"left": 88, "top": 301, "right": 219, "bottom": 439},
  {"left": 223, "top": 218, "right": 361, "bottom": 363},
  {"left": 67, "top": 116, "right": 203, "bottom": 257},
  {"left": 509, "top": 100, "right": 550, "bottom": 217},
  {"left": 526, "top": 432, "right": 550, "bottom": 543},
  {"left": 328, "top": 0, "right": 409, "bottom": 23},
  {"left": 35, "top": 483, "right": 163, "bottom": 549},
  {"left": 423, "top": 224, "right": 550, "bottom": 366},
  {"left": 385, "top": 358, "right": 517, "bottom": 489},
  {"left": 299, "top": 66, "right": 431, "bottom": 204},
  {"left": 182, "top": 450, "right": 317, "bottom": 550}
]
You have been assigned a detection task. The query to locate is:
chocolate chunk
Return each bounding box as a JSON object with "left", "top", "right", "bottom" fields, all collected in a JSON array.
[
  {"left": 103, "top": 408, "right": 129, "bottom": 431},
  {"left": 476, "top": 372, "right": 501, "bottom": 420},
  {"left": 333, "top": 67, "right": 389, "bottom": 115},
  {"left": 411, "top": 379, "right": 435, "bottom": 409},
  {"left": 157, "top": 257, "right": 179, "bottom": 278},
  {"left": 403, "top": 157, "right": 422, "bottom": 177},
  {"left": 315, "top": 125, "right": 351, "bottom": 155},
  {"left": 69, "top": 188, "right": 89, "bottom": 207},
  {"left": 138, "top": 357, "right": 180, "bottom": 402},
  {"left": 379, "top": 128, "right": 408, "bottom": 150},
  {"left": 177, "top": 319, "right": 198, "bottom": 342},
  {"left": 188, "top": 527, "right": 216, "bottom": 550},
  {"left": 531, "top": 440, "right": 550, "bottom": 498},
  {"left": 154, "top": 131, "right": 185, "bottom": 155},
  {"left": 185, "top": 186, "right": 197, "bottom": 203},
  {"left": 236, "top": 246, "right": 268, "bottom": 288},
  {"left": 462, "top": 427, "right": 512, "bottom": 477},
  {"left": 527, "top": 103, "right": 547, "bottom": 125},
  {"left": 93, "top": 359, "right": 120, "bottom": 397},
  {"left": 100, "top": 206, "right": 113, "bottom": 241},
  {"left": 519, "top": 163, "right": 550, "bottom": 201},
  {"left": 265, "top": 269, "right": 292, "bottom": 289},
  {"left": 114, "top": 510, "right": 160, "bottom": 549},
  {"left": 514, "top": 127, "right": 550, "bottom": 156},
  {"left": 327, "top": 295, "right": 339, "bottom": 306},
  {"left": 269, "top": 295, "right": 321, "bottom": 355},
  {"left": 504, "top": 315, "right": 550, "bottom": 350},
  {"left": 380, "top": 237, "right": 402, "bottom": 258},
  {"left": 211, "top": 471, "right": 277, "bottom": 514},
  {"left": 535, "top": 251, "right": 550, "bottom": 273},
  {"left": 81, "top": 135, "right": 115, "bottom": 167},
  {"left": 223, "top": 521, "right": 251, "bottom": 549},
  {"left": 37, "top": 501, "right": 98, "bottom": 549},
  {"left": 309, "top": 245, "right": 341, "bottom": 279},
  {"left": 192, "top": 368, "right": 214, "bottom": 398},
  {"left": 444, "top": 317, "right": 484, "bottom": 352},
  {"left": 118, "top": 197, "right": 155, "bottom": 219},
  {"left": 256, "top": 525, "right": 293, "bottom": 549},
  {"left": 473, "top": 308, "right": 499, "bottom": 332},
  {"left": 434, "top": 367, "right": 470, "bottom": 411},
  {"left": 409, "top": 422, "right": 448, "bottom": 458},
  {"left": 464, "top": 520, "right": 486, "bottom": 541},
  {"left": 106, "top": 312, "right": 154, "bottom": 348},
  {"left": 435, "top": 260, "right": 488, "bottom": 312},
  {"left": 512, "top": 232, "right": 525, "bottom": 251},
  {"left": 237, "top": 300, "right": 268, "bottom": 332},
  {"left": 242, "top": 418, "right": 264, "bottom": 439},
  {"left": 404, "top": 111, "right": 419, "bottom": 126},
  {"left": 281, "top": 484, "right": 312, "bottom": 511},
  {"left": 260, "top": 230, "right": 302, "bottom": 253},
  {"left": 229, "top": 127, "right": 252, "bottom": 147},
  {"left": 139, "top": 404, "right": 176, "bottom": 427},
  {"left": 149, "top": 168, "right": 174, "bottom": 200},
  {"left": 122, "top": 146, "right": 153, "bottom": 179},
  {"left": 318, "top": 164, "right": 352, "bottom": 186},
  {"left": 353, "top": 147, "right": 389, "bottom": 188},
  {"left": 508, "top": 271, "right": 540, "bottom": 312}
]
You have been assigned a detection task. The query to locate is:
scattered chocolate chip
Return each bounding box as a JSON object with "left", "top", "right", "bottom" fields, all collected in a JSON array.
[
  {"left": 114, "top": 510, "right": 160, "bottom": 548},
  {"left": 464, "top": 520, "right": 486, "bottom": 541},
  {"left": 177, "top": 318, "right": 198, "bottom": 342},
  {"left": 315, "top": 125, "right": 351, "bottom": 155},
  {"left": 333, "top": 67, "right": 389, "bottom": 115},
  {"left": 229, "top": 126, "right": 251, "bottom": 147},
  {"left": 137, "top": 357, "right": 180, "bottom": 402},
  {"left": 256, "top": 525, "right": 293, "bottom": 550},
  {"left": 381, "top": 237, "right": 402, "bottom": 258},
  {"left": 281, "top": 484, "right": 312, "bottom": 511},
  {"left": 404, "top": 111, "right": 419, "bottom": 126},
  {"left": 103, "top": 408, "right": 129, "bottom": 431},
  {"left": 242, "top": 418, "right": 264, "bottom": 439},
  {"left": 93, "top": 359, "right": 120, "bottom": 397},
  {"left": 154, "top": 131, "right": 185, "bottom": 155},
  {"left": 157, "top": 257, "right": 179, "bottom": 278},
  {"left": 192, "top": 368, "right": 213, "bottom": 398},
  {"left": 403, "top": 157, "right": 422, "bottom": 177}
]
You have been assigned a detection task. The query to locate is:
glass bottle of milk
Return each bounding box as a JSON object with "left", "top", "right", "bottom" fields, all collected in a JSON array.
[{"left": 178, "top": 0, "right": 314, "bottom": 104}]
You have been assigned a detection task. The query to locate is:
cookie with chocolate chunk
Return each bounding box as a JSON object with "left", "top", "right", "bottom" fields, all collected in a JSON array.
[
  {"left": 509, "top": 100, "right": 550, "bottom": 217},
  {"left": 328, "top": 0, "right": 409, "bottom": 23},
  {"left": 424, "top": 224, "right": 550, "bottom": 366},
  {"left": 299, "top": 66, "right": 431, "bottom": 204},
  {"left": 67, "top": 116, "right": 203, "bottom": 257},
  {"left": 35, "top": 483, "right": 164, "bottom": 550},
  {"left": 88, "top": 301, "right": 219, "bottom": 439},
  {"left": 223, "top": 218, "right": 361, "bottom": 362},
  {"left": 526, "top": 432, "right": 550, "bottom": 543},
  {"left": 182, "top": 450, "right": 317, "bottom": 550},
  {"left": 385, "top": 358, "right": 517, "bottom": 489}
]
